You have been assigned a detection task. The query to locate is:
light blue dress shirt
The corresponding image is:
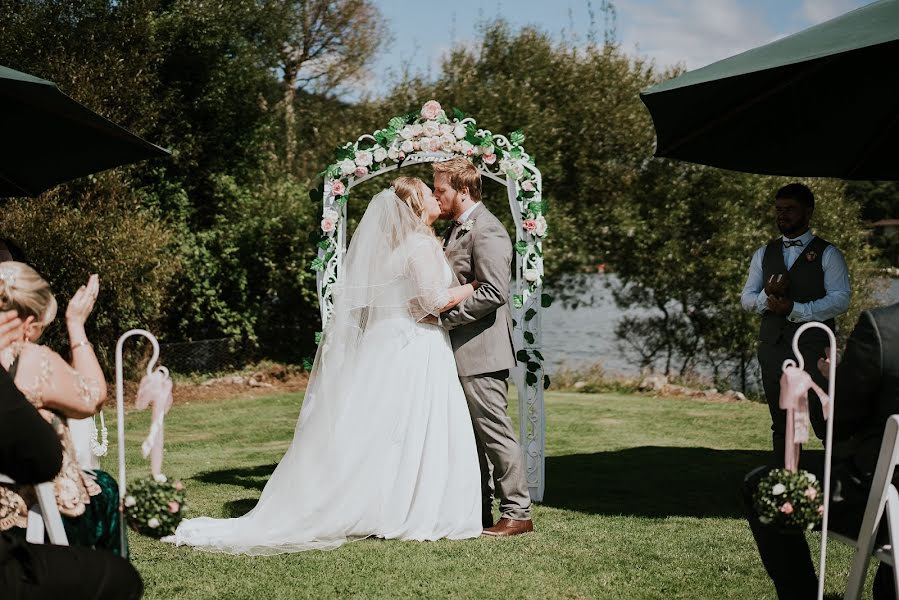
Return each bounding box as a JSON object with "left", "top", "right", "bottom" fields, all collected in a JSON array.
[{"left": 740, "top": 229, "right": 851, "bottom": 323}]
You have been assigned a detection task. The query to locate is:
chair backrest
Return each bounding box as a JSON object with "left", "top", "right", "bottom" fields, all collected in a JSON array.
[
  {"left": 854, "top": 416, "right": 899, "bottom": 556},
  {"left": 0, "top": 473, "right": 68, "bottom": 545}
]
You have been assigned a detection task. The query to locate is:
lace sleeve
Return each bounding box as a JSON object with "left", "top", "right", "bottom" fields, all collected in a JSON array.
[
  {"left": 404, "top": 235, "right": 452, "bottom": 320},
  {"left": 21, "top": 346, "right": 102, "bottom": 415}
]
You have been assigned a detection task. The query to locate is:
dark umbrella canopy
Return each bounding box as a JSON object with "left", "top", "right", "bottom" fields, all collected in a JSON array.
[
  {"left": 0, "top": 65, "right": 169, "bottom": 197},
  {"left": 640, "top": 0, "right": 899, "bottom": 180}
]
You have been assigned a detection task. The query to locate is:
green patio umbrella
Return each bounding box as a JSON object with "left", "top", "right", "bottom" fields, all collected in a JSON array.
[
  {"left": 0, "top": 64, "right": 169, "bottom": 197},
  {"left": 640, "top": 0, "right": 899, "bottom": 180}
]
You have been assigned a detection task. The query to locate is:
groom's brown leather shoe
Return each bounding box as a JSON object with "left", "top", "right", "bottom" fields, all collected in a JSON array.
[{"left": 482, "top": 518, "right": 533, "bottom": 537}]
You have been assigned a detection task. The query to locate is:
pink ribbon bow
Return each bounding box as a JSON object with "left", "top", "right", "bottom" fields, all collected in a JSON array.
[
  {"left": 779, "top": 365, "right": 830, "bottom": 472},
  {"left": 134, "top": 367, "right": 173, "bottom": 478}
]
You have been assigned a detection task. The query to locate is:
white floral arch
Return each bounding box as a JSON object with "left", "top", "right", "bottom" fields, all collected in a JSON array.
[{"left": 312, "top": 101, "right": 548, "bottom": 501}]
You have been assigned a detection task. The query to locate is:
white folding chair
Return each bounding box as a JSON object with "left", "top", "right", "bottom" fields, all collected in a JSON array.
[
  {"left": 0, "top": 474, "right": 69, "bottom": 545},
  {"left": 829, "top": 414, "right": 899, "bottom": 600}
]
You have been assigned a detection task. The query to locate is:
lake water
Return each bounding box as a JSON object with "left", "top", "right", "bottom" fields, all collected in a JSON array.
[{"left": 541, "top": 274, "right": 899, "bottom": 376}]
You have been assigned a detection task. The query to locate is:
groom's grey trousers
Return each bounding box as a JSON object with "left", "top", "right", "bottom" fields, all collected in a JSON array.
[
  {"left": 441, "top": 204, "right": 532, "bottom": 522},
  {"left": 459, "top": 370, "right": 532, "bottom": 521}
]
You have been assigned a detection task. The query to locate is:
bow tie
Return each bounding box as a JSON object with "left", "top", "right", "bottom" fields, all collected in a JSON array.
[{"left": 783, "top": 239, "right": 804, "bottom": 248}]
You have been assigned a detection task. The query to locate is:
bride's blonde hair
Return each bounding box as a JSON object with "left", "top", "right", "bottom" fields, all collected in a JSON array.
[
  {"left": 0, "top": 261, "right": 57, "bottom": 329},
  {"left": 392, "top": 176, "right": 428, "bottom": 220}
]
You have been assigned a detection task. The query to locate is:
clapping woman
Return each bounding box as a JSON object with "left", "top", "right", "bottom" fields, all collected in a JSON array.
[{"left": 0, "top": 262, "right": 123, "bottom": 554}]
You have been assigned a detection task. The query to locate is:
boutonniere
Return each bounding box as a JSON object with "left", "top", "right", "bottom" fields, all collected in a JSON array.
[
  {"left": 456, "top": 219, "right": 475, "bottom": 238},
  {"left": 805, "top": 251, "right": 817, "bottom": 262}
]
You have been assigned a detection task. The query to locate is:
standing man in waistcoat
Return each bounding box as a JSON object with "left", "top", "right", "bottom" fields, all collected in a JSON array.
[{"left": 741, "top": 183, "right": 850, "bottom": 465}]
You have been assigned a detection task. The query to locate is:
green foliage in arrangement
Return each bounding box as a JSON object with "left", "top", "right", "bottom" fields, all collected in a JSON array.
[
  {"left": 125, "top": 475, "right": 187, "bottom": 539},
  {"left": 753, "top": 468, "right": 823, "bottom": 530}
]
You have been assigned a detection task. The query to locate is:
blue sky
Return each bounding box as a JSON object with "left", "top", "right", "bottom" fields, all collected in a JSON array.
[{"left": 364, "top": 0, "right": 870, "bottom": 94}]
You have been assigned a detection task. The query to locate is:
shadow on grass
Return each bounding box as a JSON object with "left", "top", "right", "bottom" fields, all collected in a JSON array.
[
  {"left": 222, "top": 498, "right": 259, "bottom": 518},
  {"left": 194, "top": 463, "right": 278, "bottom": 491},
  {"left": 193, "top": 446, "right": 811, "bottom": 520},
  {"left": 543, "top": 446, "right": 823, "bottom": 518}
]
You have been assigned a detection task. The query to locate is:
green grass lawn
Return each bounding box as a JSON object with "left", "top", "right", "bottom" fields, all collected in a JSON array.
[{"left": 114, "top": 389, "right": 870, "bottom": 599}]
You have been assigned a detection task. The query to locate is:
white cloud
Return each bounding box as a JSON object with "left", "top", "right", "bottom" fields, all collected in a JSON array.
[
  {"left": 800, "top": 0, "right": 858, "bottom": 23},
  {"left": 617, "top": 0, "right": 779, "bottom": 70}
]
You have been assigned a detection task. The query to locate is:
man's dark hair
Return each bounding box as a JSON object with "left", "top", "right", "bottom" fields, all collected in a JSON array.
[{"left": 775, "top": 183, "right": 814, "bottom": 210}]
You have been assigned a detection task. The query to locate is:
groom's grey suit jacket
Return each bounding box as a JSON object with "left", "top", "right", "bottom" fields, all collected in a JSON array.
[{"left": 441, "top": 203, "right": 517, "bottom": 377}]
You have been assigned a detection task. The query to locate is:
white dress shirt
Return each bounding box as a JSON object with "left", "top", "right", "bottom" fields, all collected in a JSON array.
[
  {"left": 740, "top": 229, "right": 850, "bottom": 323},
  {"left": 456, "top": 202, "right": 481, "bottom": 224}
]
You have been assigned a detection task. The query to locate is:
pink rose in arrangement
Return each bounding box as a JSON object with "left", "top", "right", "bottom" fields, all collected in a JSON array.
[
  {"left": 804, "top": 487, "right": 817, "bottom": 500},
  {"left": 321, "top": 218, "right": 336, "bottom": 233},
  {"left": 354, "top": 166, "right": 368, "bottom": 178},
  {"left": 413, "top": 141, "right": 421, "bottom": 151},
  {"left": 523, "top": 219, "right": 538, "bottom": 233},
  {"left": 420, "top": 100, "right": 442, "bottom": 120},
  {"left": 521, "top": 180, "right": 536, "bottom": 192},
  {"left": 330, "top": 180, "right": 346, "bottom": 196},
  {"left": 780, "top": 502, "right": 794, "bottom": 515},
  {"left": 173, "top": 480, "right": 185, "bottom": 492},
  {"left": 483, "top": 153, "right": 497, "bottom": 165},
  {"left": 818, "top": 505, "right": 825, "bottom": 514},
  {"left": 168, "top": 501, "right": 180, "bottom": 514}
]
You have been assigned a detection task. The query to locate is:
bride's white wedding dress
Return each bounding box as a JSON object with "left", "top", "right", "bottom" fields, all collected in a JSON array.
[{"left": 170, "top": 189, "right": 481, "bottom": 554}]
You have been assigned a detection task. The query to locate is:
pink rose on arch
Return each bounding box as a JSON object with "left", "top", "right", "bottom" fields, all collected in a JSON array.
[
  {"left": 523, "top": 219, "right": 538, "bottom": 234},
  {"left": 817, "top": 505, "right": 825, "bottom": 514},
  {"left": 521, "top": 180, "right": 536, "bottom": 192},
  {"left": 804, "top": 486, "right": 817, "bottom": 500},
  {"left": 330, "top": 180, "right": 346, "bottom": 197},
  {"left": 780, "top": 502, "right": 794, "bottom": 515},
  {"left": 483, "top": 153, "right": 497, "bottom": 165},
  {"left": 413, "top": 141, "right": 421, "bottom": 151},
  {"left": 168, "top": 501, "right": 180, "bottom": 514},
  {"left": 354, "top": 166, "right": 368, "bottom": 178},
  {"left": 321, "top": 218, "right": 336, "bottom": 233},
  {"left": 173, "top": 480, "right": 185, "bottom": 492},
  {"left": 420, "top": 100, "right": 442, "bottom": 120}
]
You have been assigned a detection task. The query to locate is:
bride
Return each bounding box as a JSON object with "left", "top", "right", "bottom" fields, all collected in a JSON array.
[{"left": 170, "top": 177, "right": 482, "bottom": 554}]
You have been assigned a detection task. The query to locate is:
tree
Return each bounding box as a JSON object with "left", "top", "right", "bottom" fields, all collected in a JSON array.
[{"left": 268, "top": 0, "right": 389, "bottom": 170}]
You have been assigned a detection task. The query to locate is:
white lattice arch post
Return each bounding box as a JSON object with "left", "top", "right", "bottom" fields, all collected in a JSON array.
[{"left": 312, "top": 102, "right": 547, "bottom": 502}]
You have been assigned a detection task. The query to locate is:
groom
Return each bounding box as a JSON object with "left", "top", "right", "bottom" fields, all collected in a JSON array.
[{"left": 433, "top": 157, "right": 534, "bottom": 537}]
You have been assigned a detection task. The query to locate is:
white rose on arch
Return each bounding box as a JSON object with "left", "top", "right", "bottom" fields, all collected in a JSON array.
[
  {"left": 535, "top": 215, "right": 548, "bottom": 237},
  {"left": 500, "top": 158, "right": 525, "bottom": 180},
  {"left": 387, "top": 144, "right": 401, "bottom": 160},
  {"left": 460, "top": 140, "right": 474, "bottom": 155},
  {"left": 453, "top": 124, "right": 467, "bottom": 139},
  {"left": 354, "top": 150, "right": 373, "bottom": 167},
  {"left": 423, "top": 121, "right": 440, "bottom": 138},
  {"left": 338, "top": 158, "right": 356, "bottom": 176},
  {"left": 323, "top": 207, "right": 339, "bottom": 222},
  {"left": 400, "top": 139, "right": 414, "bottom": 154},
  {"left": 399, "top": 125, "right": 415, "bottom": 140},
  {"left": 524, "top": 269, "right": 540, "bottom": 283},
  {"left": 411, "top": 123, "right": 424, "bottom": 137},
  {"left": 373, "top": 147, "right": 388, "bottom": 163},
  {"left": 439, "top": 123, "right": 453, "bottom": 136}
]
